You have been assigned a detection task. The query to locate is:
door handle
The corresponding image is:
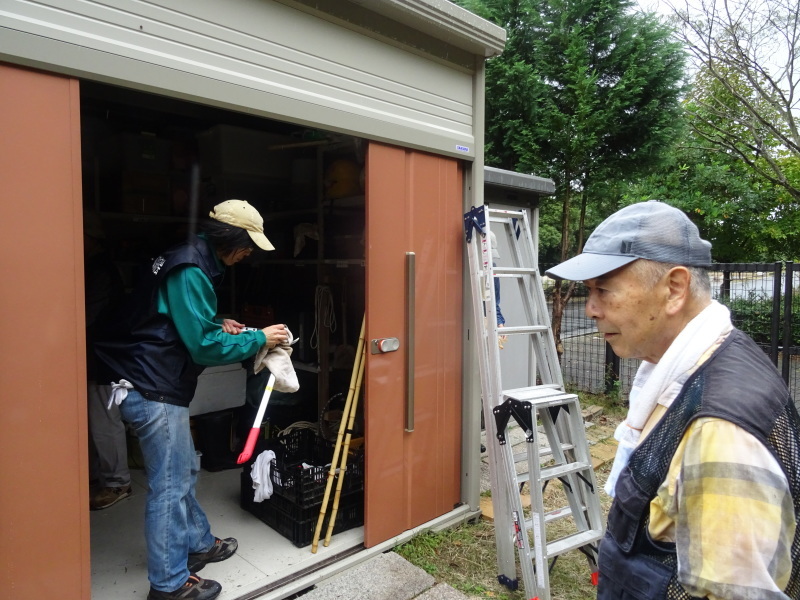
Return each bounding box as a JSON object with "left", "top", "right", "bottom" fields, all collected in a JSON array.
[
  {"left": 405, "top": 251, "right": 415, "bottom": 432},
  {"left": 370, "top": 337, "right": 400, "bottom": 354}
]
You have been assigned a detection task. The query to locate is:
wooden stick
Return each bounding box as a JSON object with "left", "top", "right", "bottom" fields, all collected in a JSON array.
[
  {"left": 323, "top": 343, "right": 365, "bottom": 546},
  {"left": 311, "top": 315, "right": 365, "bottom": 553}
]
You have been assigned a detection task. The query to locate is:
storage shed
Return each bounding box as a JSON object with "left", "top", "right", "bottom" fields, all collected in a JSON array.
[{"left": 0, "top": 3, "right": 550, "bottom": 599}]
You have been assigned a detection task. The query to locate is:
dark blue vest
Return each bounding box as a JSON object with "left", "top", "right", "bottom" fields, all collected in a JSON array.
[
  {"left": 598, "top": 329, "right": 800, "bottom": 600},
  {"left": 94, "top": 235, "right": 224, "bottom": 407}
]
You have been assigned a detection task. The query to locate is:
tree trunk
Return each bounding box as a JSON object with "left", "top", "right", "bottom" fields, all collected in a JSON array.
[{"left": 552, "top": 180, "right": 573, "bottom": 362}]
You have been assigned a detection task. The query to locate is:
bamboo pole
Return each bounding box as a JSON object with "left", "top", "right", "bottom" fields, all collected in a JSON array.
[
  {"left": 323, "top": 344, "right": 366, "bottom": 546},
  {"left": 311, "top": 315, "right": 365, "bottom": 553}
]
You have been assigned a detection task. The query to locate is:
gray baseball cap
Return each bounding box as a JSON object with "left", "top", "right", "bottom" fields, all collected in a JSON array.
[{"left": 545, "top": 200, "right": 712, "bottom": 281}]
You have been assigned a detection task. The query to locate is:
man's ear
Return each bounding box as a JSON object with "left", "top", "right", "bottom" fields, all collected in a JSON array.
[{"left": 664, "top": 266, "right": 691, "bottom": 314}]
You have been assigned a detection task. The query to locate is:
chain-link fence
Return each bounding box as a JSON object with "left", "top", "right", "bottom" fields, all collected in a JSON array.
[{"left": 544, "top": 262, "right": 800, "bottom": 401}]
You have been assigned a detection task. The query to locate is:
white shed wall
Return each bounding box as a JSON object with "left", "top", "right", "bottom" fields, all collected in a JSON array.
[{"left": 0, "top": 0, "right": 480, "bottom": 158}]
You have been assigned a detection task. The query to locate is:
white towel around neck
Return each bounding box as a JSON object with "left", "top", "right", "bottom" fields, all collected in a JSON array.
[{"left": 604, "top": 300, "right": 733, "bottom": 496}]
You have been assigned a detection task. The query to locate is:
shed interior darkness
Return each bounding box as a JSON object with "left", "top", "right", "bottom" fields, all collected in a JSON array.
[{"left": 82, "top": 80, "right": 368, "bottom": 600}]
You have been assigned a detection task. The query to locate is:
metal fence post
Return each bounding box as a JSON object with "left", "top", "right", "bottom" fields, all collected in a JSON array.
[
  {"left": 604, "top": 342, "right": 619, "bottom": 394},
  {"left": 771, "top": 262, "right": 782, "bottom": 366},
  {"left": 720, "top": 269, "right": 731, "bottom": 300},
  {"left": 783, "top": 262, "right": 794, "bottom": 384}
]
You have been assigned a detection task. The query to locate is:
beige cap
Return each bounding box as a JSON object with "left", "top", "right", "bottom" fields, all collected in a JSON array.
[{"left": 209, "top": 199, "right": 274, "bottom": 251}]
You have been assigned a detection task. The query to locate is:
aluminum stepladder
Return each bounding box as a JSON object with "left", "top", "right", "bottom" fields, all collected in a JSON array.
[{"left": 464, "top": 204, "right": 603, "bottom": 600}]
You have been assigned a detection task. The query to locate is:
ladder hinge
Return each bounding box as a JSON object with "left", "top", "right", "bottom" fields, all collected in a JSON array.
[
  {"left": 464, "top": 205, "right": 486, "bottom": 242},
  {"left": 493, "top": 398, "right": 534, "bottom": 444}
]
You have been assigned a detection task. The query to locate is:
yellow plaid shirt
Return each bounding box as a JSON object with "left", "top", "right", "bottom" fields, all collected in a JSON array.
[{"left": 645, "top": 406, "right": 795, "bottom": 599}]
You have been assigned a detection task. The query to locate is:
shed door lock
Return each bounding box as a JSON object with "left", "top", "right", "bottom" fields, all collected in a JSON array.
[{"left": 371, "top": 337, "right": 400, "bottom": 354}]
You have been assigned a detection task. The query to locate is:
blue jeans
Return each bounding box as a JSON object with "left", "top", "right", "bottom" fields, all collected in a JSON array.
[
  {"left": 493, "top": 264, "right": 505, "bottom": 326},
  {"left": 119, "top": 390, "right": 215, "bottom": 592}
]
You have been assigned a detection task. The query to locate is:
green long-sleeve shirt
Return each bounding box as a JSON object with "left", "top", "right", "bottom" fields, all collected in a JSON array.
[{"left": 157, "top": 263, "right": 266, "bottom": 366}]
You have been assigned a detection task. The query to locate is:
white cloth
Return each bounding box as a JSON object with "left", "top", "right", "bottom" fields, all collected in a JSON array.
[
  {"left": 254, "top": 328, "right": 300, "bottom": 393},
  {"left": 107, "top": 379, "right": 134, "bottom": 410},
  {"left": 251, "top": 449, "right": 276, "bottom": 502},
  {"left": 604, "top": 300, "right": 733, "bottom": 496},
  {"left": 489, "top": 230, "right": 500, "bottom": 260},
  {"left": 293, "top": 223, "right": 319, "bottom": 257}
]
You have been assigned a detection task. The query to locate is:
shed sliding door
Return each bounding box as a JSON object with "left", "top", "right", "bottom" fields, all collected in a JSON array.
[
  {"left": 364, "top": 142, "right": 463, "bottom": 546},
  {"left": 0, "top": 64, "right": 89, "bottom": 600}
]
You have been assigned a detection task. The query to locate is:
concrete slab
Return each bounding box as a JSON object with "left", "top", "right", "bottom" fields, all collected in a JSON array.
[
  {"left": 582, "top": 404, "right": 604, "bottom": 421},
  {"left": 590, "top": 440, "right": 618, "bottom": 469},
  {"left": 299, "top": 552, "right": 434, "bottom": 600}
]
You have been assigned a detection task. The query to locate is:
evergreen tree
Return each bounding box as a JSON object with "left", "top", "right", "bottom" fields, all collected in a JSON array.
[{"left": 459, "top": 0, "right": 686, "bottom": 354}]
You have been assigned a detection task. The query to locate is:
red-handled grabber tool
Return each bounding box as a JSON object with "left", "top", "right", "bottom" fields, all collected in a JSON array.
[{"left": 236, "top": 373, "right": 275, "bottom": 464}]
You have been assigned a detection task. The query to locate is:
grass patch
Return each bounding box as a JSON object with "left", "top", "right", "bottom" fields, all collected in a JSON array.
[
  {"left": 396, "top": 463, "right": 613, "bottom": 599},
  {"left": 573, "top": 388, "right": 628, "bottom": 420}
]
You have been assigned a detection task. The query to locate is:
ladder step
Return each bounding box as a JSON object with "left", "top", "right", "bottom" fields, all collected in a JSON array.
[
  {"left": 497, "top": 325, "right": 550, "bottom": 335},
  {"left": 502, "top": 387, "right": 577, "bottom": 407},
  {"left": 544, "top": 505, "right": 575, "bottom": 523},
  {"left": 539, "top": 442, "right": 576, "bottom": 458},
  {"left": 539, "top": 461, "right": 592, "bottom": 482},
  {"left": 488, "top": 208, "right": 526, "bottom": 218},
  {"left": 513, "top": 442, "right": 576, "bottom": 464},
  {"left": 493, "top": 266, "right": 538, "bottom": 275},
  {"left": 546, "top": 529, "right": 603, "bottom": 559},
  {"left": 502, "top": 386, "right": 570, "bottom": 401},
  {"left": 522, "top": 504, "right": 581, "bottom": 526}
]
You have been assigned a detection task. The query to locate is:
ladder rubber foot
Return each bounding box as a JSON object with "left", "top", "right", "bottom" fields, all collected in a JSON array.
[
  {"left": 497, "top": 574, "right": 518, "bottom": 591},
  {"left": 591, "top": 571, "right": 599, "bottom": 586}
]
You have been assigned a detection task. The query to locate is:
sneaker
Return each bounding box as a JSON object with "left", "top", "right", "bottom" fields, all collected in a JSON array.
[
  {"left": 187, "top": 537, "right": 238, "bottom": 573},
  {"left": 147, "top": 575, "right": 221, "bottom": 600},
  {"left": 90, "top": 485, "right": 132, "bottom": 510}
]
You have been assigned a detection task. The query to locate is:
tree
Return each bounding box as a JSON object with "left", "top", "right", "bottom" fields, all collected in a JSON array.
[
  {"left": 622, "top": 59, "right": 800, "bottom": 262},
  {"left": 669, "top": 0, "right": 800, "bottom": 200},
  {"left": 622, "top": 131, "right": 800, "bottom": 261},
  {"left": 458, "top": 0, "right": 686, "bottom": 355}
]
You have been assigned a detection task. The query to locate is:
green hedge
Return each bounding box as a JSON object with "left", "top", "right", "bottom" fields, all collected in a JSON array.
[{"left": 723, "top": 292, "right": 800, "bottom": 347}]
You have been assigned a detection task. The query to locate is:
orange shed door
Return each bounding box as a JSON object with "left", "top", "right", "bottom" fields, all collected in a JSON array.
[
  {"left": 363, "top": 142, "right": 463, "bottom": 546},
  {"left": 0, "top": 65, "right": 89, "bottom": 599}
]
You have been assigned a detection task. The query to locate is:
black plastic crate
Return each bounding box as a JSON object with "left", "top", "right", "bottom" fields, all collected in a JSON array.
[
  {"left": 259, "top": 429, "right": 364, "bottom": 508},
  {"left": 241, "top": 471, "right": 363, "bottom": 547},
  {"left": 240, "top": 427, "right": 364, "bottom": 507},
  {"left": 269, "top": 454, "right": 364, "bottom": 507},
  {"left": 273, "top": 427, "right": 319, "bottom": 461}
]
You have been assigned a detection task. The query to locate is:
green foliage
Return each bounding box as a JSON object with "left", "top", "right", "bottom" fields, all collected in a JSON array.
[
  {"left": 457, "top": 0, "right": 686, "bottom": 262},
  {"left": 722, "top": 291, "right": 800, "bottom": 347},
  {"left": 672, "top": 0, "right": 800, "bottom": 202},
  {"left": 621, "top": 99, "right": 800, "bottom": 262}
]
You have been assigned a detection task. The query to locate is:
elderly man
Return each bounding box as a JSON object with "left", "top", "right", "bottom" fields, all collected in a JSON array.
[{"left": 546, "top": 200, "right": 800, "bottom": 600}]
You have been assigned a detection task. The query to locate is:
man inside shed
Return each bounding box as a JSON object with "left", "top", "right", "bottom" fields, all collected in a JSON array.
[{"left": 546, "top": 200, "right": 800, "bottom": 599}]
